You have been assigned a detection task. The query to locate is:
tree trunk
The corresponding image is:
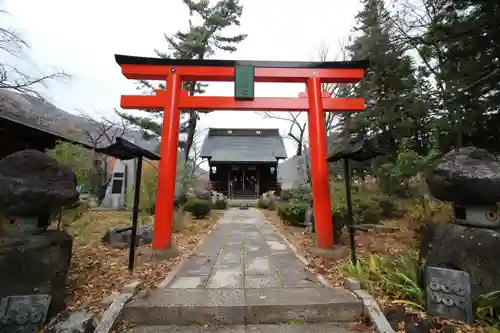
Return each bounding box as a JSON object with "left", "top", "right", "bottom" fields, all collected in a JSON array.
[
  {"left": 295, "top": 128, "right": 306, "bottom": 156},
  {"left": 183, "top": 111, "right": 198, "bottom": 163},
  {"left": 296, "top": 144, "right": 302, "bottom": 156}
]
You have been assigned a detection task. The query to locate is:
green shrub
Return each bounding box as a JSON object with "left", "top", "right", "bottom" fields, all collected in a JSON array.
[
  {"left": 214, "top": 199, "right": 228, "bottom": 210},
  {"left": 371, "top": 193, "right": 401, "bottom": 218},
  {"left": 476, "top": 291, "right": 500, "bottom": 330},
  {"left": 375, "top": 141, "right": 441, "bottom": 197},
  {"left": 280, "top": 189, "right": 293, "bottom": 202},
  {"left": 343, "top": 253, "right": 500, "bottom": 330},
  {"left": 280, "top": 186, "right": 311, "bottom": 202},
  {"left": 127, "top": 166, "right": 158, "bottom": 215},
  {"left": 50, "top": 141, "right": 94, "bottom": 193},
  {"left": 184, "top": 199, "right": 212, "bottom": 219},
  {"left": 277, "top": 201, "right": 308, "bottom": 226},
  {"left": 281, "top": 182, "right": 399, "bottom": 226},
  {"left": 330, "top": 182, "right": 382, "bottom": 224}
]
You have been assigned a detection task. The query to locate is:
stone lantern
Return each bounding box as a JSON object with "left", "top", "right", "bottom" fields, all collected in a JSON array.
[
  {"left": 426, "top": 147, "right": 500, "bottom": 230},
  {"left": 0, "top": 150, "right": 79, "bottom": 326},
  {"left": 452, "top": 202, "right": 500, "bottom": 228},
  {"left": 0, "top": 150, "right": 79, "bottom": 236},
  {"left": 423, "top": 147, "right": 500, "bottom": 303}
]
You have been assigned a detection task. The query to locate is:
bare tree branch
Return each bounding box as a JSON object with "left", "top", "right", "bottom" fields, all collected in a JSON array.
[
  {"left": 77, "top": 109, "right": 130, "bottom": 148},
  {"left": 255, "top": 38, "right": 351, "bottom": 156},
  {"left": 387, "top": 0, "right": 470, "bottom": 147},
  {"left": 75, "top": 109, "right": 132, "bottom": 203},
  {"left": 0, "top": 9, "right": 69, "bottom": 97},
  {"left": 186, "top": 127, "right": 208, "bottom": 178},
  {"left": 256, "top": 111, "right": 307, "bottom": 156}
]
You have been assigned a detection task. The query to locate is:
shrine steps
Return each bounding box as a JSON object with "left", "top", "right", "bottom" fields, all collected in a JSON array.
[
  {"left": 125, "top": 322, "right": 363, "bottom": 332},
  {"left": 121, "top": 287, "right": 362, "bottom": 326}
]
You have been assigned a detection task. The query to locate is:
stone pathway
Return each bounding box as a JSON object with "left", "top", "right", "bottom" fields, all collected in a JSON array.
[
  {"left": 123, "top": 208, "right": 366, "bottom": 332},
  {"left": 164, "top": 208, "right": 322, "bottom": 290}
]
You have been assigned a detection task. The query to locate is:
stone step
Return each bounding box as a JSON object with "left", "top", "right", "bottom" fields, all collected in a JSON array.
[
  {"left": 126, "top": 323, "right": 367, "bottom": 333},
  {"left": 228, "top": 200, "right": 258, "bottom": 207},
  {"left": 122, "top": 287, "right": 362, "bottom": 326}
]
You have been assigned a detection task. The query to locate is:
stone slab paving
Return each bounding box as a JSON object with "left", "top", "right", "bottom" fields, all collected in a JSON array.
[
  {"left": 165, "top": 208, "right": 322, "bottom": 289},
  {"left": 122, "top": 208, "right": 364, "bottom": 327},
  {"left": 127, "top": 323, "right": 366, "bottom": 332}
]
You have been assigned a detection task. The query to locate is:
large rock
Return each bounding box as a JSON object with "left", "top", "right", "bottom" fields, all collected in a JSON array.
[
  {"left": 419, "top": 222, "right": 500, "bottom": 300},
  {"left": 0, "top": 231, "right": 73, "bottom": 319},
  {"left": 426, "top": 147, "right": 500, "bottom": 203},
  {"left": 0, "top": 150, "right": 79, "bottom": 216},
  {"left": 102, "top": 225, "right": 153, "bottom": 249}
]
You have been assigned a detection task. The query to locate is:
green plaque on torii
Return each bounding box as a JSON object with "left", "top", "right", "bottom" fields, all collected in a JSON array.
[{"left": 234, "top": 65, "right": 255, "bottom": 100}]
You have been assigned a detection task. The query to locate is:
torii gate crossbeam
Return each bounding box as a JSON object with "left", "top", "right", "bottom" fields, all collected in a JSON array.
[{"left": 115, "top": 54, "right": 368, "bottom": 251}]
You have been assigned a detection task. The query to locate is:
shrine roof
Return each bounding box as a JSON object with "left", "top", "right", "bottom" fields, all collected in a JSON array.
[
  {"left": 115, "top": 54, "right": 369, "bottom": 70},
  {"left": 200, "top": 128, "right": 287, "bottom": 163}
]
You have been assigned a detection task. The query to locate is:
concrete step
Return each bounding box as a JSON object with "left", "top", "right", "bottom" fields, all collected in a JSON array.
[
  {"left": 122, "top": 287, "right": 362, "bottom": 326},
  {"left": 228, "top": 199, "right": 258, "bottom": 207},
  {"left": 126, "top": 323, "right": 369, "bottom": 333}
]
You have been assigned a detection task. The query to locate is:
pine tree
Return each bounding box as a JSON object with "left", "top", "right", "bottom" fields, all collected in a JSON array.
[
  {"left": 347, "top": 0, "right": 423, "bottom": 158},
  {"left": 392, "top": 0, "right": 500, "bottom": 152},
  {"left": 426, "top": 0, "right": 500, "bottom": 151},
  {"left": 120, "top": 0, "right": 247, "bottom": 163}
]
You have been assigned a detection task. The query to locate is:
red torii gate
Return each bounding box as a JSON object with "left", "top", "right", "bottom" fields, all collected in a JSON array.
[{"left": 115, "top": 55, "right": 367, "bottom": 251}]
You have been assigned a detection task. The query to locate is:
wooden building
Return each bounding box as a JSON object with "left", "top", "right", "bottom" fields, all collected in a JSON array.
[
  {"left": 200, "top": 128, "right": 287, "bottom": 199},
  {"left": 0, "top": 111, "right": 93, "bottom": 159},
  {"left": 0, "top": 90, "right": 94, "bottom": 158}
]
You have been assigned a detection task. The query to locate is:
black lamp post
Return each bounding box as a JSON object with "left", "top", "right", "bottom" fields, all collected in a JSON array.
[
  {"left": 96, "top": 137, "right": 161, "bottom": 273},
  {"left": 327, "top": 139, "right": 387, "bottom": 264}
]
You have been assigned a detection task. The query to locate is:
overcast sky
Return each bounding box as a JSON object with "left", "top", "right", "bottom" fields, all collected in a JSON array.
[{"left": 3, "top": 0, "right": 362, "bottom": 156}]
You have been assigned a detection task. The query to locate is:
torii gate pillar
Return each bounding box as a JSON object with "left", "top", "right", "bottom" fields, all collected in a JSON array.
[
  {"left": 154, "top": 73, "right": 182, "bottom": 249},
  {"left": 114, "top": 54, "right": 368, "bottom": 251},
  {"left": 302, "top": 81, "right": 334, "bottom": 249}
]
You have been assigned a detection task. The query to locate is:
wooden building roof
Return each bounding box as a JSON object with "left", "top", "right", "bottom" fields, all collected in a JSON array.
[
  {"left": 200, "top": 128, "right": 287, "bottom": 163},
  {"left": 0, "top": 89, "right": 159, "bottom": 158},
  {"left": 0, "top": 109, "right": 93, "bottom": 158}
]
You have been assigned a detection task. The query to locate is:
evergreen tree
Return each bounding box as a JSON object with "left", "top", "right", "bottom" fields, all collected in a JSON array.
[
  {"left": 120, "top": 0, "right": 247, "bottom": 163},
  {"left": 429, "top": 0, "right": 500, "bottom": 151},
  {"left": 347, "top": 0, "right": 424, "bottom": 158},
  {"left": 319, "top": 0, "right": 500, "bottom": 193},
  {"left": 392, "top": 0, "right": 500, "bottom": 152}
]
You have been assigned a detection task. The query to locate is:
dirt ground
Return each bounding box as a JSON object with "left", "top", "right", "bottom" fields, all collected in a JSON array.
[
  {"left": 63, "top": 209, "right": 225, "bottom": 316},
  {"left": 261, "top": 209, "right": 414, "bottom": 286},
  {"left": 261, "top": 210, "right": 489, "bottom": 333}
]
